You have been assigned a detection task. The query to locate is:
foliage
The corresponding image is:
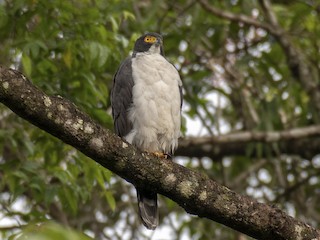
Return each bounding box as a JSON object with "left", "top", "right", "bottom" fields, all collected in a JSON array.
[
  {"left": 14, "top": 221, "right": 91, "bottom": 240},
  {"left": 0, "top": 0, "right": 320, "bottom": 239}
]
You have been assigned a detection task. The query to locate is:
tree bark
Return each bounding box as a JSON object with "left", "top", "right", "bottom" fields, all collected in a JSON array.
[{"left": 1, "top": 67, "right": 320, "bottom": 240}]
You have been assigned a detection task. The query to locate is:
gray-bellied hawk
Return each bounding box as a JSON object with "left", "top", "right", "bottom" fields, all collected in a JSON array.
[{"left": 111, "top": 32, "right": 183, "bottom": 230}]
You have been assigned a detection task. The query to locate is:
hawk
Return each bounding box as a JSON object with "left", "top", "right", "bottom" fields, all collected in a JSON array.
[{"left": 111, "top": 32, "right": 183, "bottom": 229}]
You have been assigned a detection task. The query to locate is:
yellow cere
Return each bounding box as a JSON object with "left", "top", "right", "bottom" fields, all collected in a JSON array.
[{"left": 144, "top": 36, "right": 157, "bottom": 43}]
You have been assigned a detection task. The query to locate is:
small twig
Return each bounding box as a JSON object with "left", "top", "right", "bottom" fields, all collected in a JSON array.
[
  {"left": 230, "top": 158, "right": 268, "bottom": 189},
  {"left": 274, "top": 168, "right": 320, "bottom": 203},
  {"left": 259, "top": 0, "right": 279, "bottom": 26}
]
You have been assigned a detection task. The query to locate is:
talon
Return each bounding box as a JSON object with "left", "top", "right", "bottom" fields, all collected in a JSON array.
[{"left": 151, "top": 151, "right": 166, "bottom": 159}]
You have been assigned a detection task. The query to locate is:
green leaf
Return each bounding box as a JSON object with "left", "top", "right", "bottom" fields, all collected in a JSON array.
[
  {"left": 22, "top": 53, "right": 32, "bottom": 77},
  {"left": 61, "top": 186, "right": 78, "bottom": 215},
  {"left": 63, "top": 44, "right": 72, "bottom": 69},
  {"left": 0, "top": 5, "right": 8, "bottom": 29},
  {"left": 44, "top": 186, "right": 58, "bottom": 206},
  {"left": 53, "top": 168, "right": 73, "bottom": 185},
  {"left": 108, "top": 16, "right": 118, "bottom": 32},
  {"left": 123, "top": 10, "right": 135, "bottom": 21},
  {"left": 96, "top": 25, "right": 108, "bottom": 41},
  {"left": 88, "top": 42, "right": 99, "bottom": 62},
  {"left": 97, "top": 44, "right": 109, "bottom": 68},
  {"left": 105, "top": 190, "right": 116, "bottom": 211},
  {"left": 95, "top": 166, "right": 105, "bottom": 189},
  {"left": 102, "top": 169, "right": 113, "bottom": 183},
  {"left": 16, "top": 222, "right": 93, "bottom": 240}
]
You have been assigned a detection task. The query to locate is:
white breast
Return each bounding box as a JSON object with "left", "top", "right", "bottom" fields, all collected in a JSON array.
[{"left": 125, "top": 53, "right": 182, "bottom": 154}]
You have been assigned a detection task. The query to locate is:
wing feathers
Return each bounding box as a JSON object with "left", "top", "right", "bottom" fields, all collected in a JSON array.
[{"left": 111, "top": 57, "right": 134, "bottom": 137}]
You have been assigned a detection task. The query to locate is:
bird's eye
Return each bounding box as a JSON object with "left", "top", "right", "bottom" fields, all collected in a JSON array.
[{"left": 144, "top": 36, "right": 157, "bottom": 43}]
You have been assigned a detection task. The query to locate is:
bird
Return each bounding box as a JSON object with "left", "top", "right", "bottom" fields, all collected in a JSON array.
[{"left": 111, "top": 32, "right": 183, "bottom": 230}]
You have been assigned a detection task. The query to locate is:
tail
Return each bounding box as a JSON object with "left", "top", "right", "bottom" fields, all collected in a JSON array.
[{"left": 136, "top": 188, "right": 158, "bottom": 230}]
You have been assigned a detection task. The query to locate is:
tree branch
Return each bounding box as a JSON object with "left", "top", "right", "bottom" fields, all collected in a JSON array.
[
  {"left": 1, "top": 67, "right": 319, "bottom": 239},
  {"left": 198, "top": 0, "right": 277, "bottom": 35},
  {"left": 177, "top": 126, "right": 320, "bottom": 160}
]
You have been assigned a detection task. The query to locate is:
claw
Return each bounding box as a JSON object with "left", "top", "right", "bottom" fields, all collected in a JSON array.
[
  {"left": 151, "top": 151, "right": 166, "bottom": 158},
  {"left": 147, "top": 151, "right": 172, "bottom": 159}
]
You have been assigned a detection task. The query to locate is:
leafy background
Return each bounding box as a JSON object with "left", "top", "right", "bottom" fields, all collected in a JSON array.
[{"left": 0, "top": 0, "right": 320, "bottom": 239}]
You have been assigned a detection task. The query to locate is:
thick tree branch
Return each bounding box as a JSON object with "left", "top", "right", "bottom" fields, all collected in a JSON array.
[{"left": 1, "top": 67, "right": 320, "bottom": 239}]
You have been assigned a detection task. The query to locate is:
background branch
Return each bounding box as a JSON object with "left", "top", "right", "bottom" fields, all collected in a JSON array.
[
  {"left": 177, "top": 126, "right": 320, "bottom": 160},
  {"left": 198, "top": 0, "right": 276, "bottom": 34}
]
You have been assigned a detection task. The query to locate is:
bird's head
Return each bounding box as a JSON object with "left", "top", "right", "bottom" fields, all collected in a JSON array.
[{"left": 133, "top": 33, "right": 164, "bottom": 56}]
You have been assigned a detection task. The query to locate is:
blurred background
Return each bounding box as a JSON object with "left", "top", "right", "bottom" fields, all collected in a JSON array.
[{"left": 0, "top": 0, "right": 320, "bottom": 239}]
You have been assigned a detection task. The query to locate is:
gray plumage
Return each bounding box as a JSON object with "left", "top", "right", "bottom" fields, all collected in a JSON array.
[
  {"left": 112, "top": 57, "right": 134, "bottom": 137},
  {"left": 111, "top": 33, "right": 182, "bottom": 230}
]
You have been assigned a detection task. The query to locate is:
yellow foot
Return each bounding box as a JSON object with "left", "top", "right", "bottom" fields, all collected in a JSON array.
[{"left": 150, "top": 151, "right": 170, "bottom": 159}]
